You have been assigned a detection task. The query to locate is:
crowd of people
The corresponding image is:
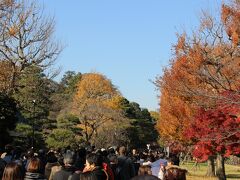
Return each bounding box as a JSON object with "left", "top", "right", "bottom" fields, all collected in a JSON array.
[{"left": 0, "top": 144, "right": 187, "bottom": 180}]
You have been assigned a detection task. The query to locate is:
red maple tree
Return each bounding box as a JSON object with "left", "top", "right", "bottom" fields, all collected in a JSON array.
[{"left": 186, "top": 93, "right": 240, "bottom": 161}]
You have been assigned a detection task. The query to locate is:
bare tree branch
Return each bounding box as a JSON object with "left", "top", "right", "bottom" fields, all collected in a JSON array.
[{"left": 0, "top": 0, "right": 62, "bottom": 94}]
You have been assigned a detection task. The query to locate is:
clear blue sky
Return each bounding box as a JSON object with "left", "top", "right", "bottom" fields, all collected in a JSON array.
[{"left": 42, "top": 0, "right": 221, "bottom": 111}]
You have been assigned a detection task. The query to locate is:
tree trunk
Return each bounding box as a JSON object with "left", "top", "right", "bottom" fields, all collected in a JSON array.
[
  {"left": 8, "top": 65, "right": 17, "bottom": 95},
  {"left": 216, "top": 154, "right": 226, "bottom": 180},
  {"left": 206, "top": 156, "right": 215, "bottom": 177},
  {"left": 181, "top": 150, "right": 191, "bottom": 165}
]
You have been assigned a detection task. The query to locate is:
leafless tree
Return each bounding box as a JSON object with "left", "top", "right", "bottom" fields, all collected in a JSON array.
[
  {"left": 0, "top": 0, "right": 62, "bottom": 94},
  {"left": 74, "top": 102, "right": 125, "bottom": 143}
]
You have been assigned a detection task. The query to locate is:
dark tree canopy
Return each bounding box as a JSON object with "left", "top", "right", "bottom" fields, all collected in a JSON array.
[{"left": 0, "top": 92, "right": 18, "bottom": 147}]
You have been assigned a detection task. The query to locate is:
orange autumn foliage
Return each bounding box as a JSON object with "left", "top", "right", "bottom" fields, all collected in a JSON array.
[
  {"left": 74, "top": 73, "right": 119, "bottom": 101},
  {"left": 0, "top": 61, "right": 15, "bottom": 93},
  {"left": 222, "top": 0, "right": 240, "bottom": 46},
  {"left": 71, "top": 73, "right": 123, "bottom": 143},
  {"left": 156, "top": 1, "right": 240, "bottom": 146},
  {"left": 156, "top": 63, "right": 196, "bottom": 145}
]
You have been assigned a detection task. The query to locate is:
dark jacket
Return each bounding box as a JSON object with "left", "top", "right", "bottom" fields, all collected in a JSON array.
[
  {"left": 24, "top": 172, "right": 46, "bottom": 180},
  {"left": 0, "top": 158, "right": 6, "bottom": 179},
  {"left": 69, "top": 173, "right": 81, "bottom": 180},
  {"left": 109, "top": 163, "right": 117, "bottom": 179},
  {"left": 92, "top": 166, "right": 108, "bottom": 180},
  {"left": 116, "top": 156, "right": 135, "bottom": 180},
  {"left": 81, "top": 166, "right": 108, "bottom": 180},
  {"left": 52, "top": 166, "right": 76, "bottom": 180}
]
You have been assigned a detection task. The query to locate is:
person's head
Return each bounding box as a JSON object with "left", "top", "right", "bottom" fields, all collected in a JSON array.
[
  {"left": 107, "top": 147, "right": 115, "bottom": 155},
  {"left": 101, "top": 149, "right": 108, "bottom": 157},
  {"left": 139, "top": 152, "right": 146, "bottom": 160},
  {"left": 63, "top": 152, "right": 75, "bottom": 166},
  {"left": 138, "top": 165, "right": 152, "bottom": 175},
  {"left": 78, "top": 148, "right": 87, "bottom": 158},
  {"left": 159, "top": 152, "right": 165, "bottom": 159},
  {"left": 26, "top": 149, "right": 34, "bottom": 159},
  {"left": 13, "top": 147, "right": 22, "bottom": 160},
  {"left": 108, "top": 154, "right": 118, "bottom": 164},
  {"left": 167, "top": 157, "right": 174, "bottom": 166},
  {"left": 146, "top": 154, "right": 155, "bottom": 163},
  {"left": 85, "top": 153, "right": 102, "bottom": 169},
  {"left": 132, "top": 149, "right": 137, "bottom": 155},
  {"left": 27, "top": 157, "right": 43, "bottom": 173},
  {"left": 46, "top": 151, "right": 58, "bottom": 163},
  {"left": 2, "top": 162, "right": 23, "bottom": 180},
  {"left": 4, "top": 144, "right": 13, "bottom": 154},
  {"left": 118, "top": 146, "right": 126, "bottom": 156},
  {"left": 38, "top": 149, "right": 45, "bottom": 157}
]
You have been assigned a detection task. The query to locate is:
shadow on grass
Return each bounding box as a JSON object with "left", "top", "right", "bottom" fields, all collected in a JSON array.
[{"left": 226, "top": 174, "right": 240, "bottom": 179}]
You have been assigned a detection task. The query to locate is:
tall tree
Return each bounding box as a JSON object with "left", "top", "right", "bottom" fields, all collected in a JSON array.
[
  {"left": 71, "top": 73, "right": 124, "bottom": 144},
  {"left": 155, "top": 0, "right": 240, "bottom": 177},
  {"left": 155, "top": 68, "right": 195, "bottom": 147},
  {"left": 13, "top": 66, "right": 53, "bottom": 147},
  {"left": 120, "top": 100, "right": 158, "bottom": 148},
  {"left": 0, "top": 0, "right": 62, "bottom": 94},
  {"left": 165, "top": 1, "right": 240, "bottom": 107}
]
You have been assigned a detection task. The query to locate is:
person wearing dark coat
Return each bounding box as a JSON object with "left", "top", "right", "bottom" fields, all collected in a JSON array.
[
  {"left": 84, "top": 166, "right": 107, "bottom": 180},
  {"left": 0, "top": 158, "right": 6, "bottom": 179},
  {"left": 69, "top": 172, "right": 81, "bottom": 180},
  {"left": 44, "top": 152, "right": 60, "bottom": 179},
  {"left": 81, "top": 153, "right": 108, "bottom": 180},
  {"left": 52, "top": 152, "right": 76, "bottom": 180},
  {"left": 116, "top": 146, "right": 136, "bottom": 180},
  {"left": 52, "top": 166, "right": 76, "bottom": 180}
]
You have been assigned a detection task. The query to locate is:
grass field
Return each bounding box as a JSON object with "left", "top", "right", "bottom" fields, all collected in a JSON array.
[{"left": 180, "top": 162, "right": 240, "bottom": 180}]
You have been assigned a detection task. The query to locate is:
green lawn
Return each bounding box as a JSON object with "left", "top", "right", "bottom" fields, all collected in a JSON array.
[{"left": 180, "top": 162, "right": 240, "bottom": 180}]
